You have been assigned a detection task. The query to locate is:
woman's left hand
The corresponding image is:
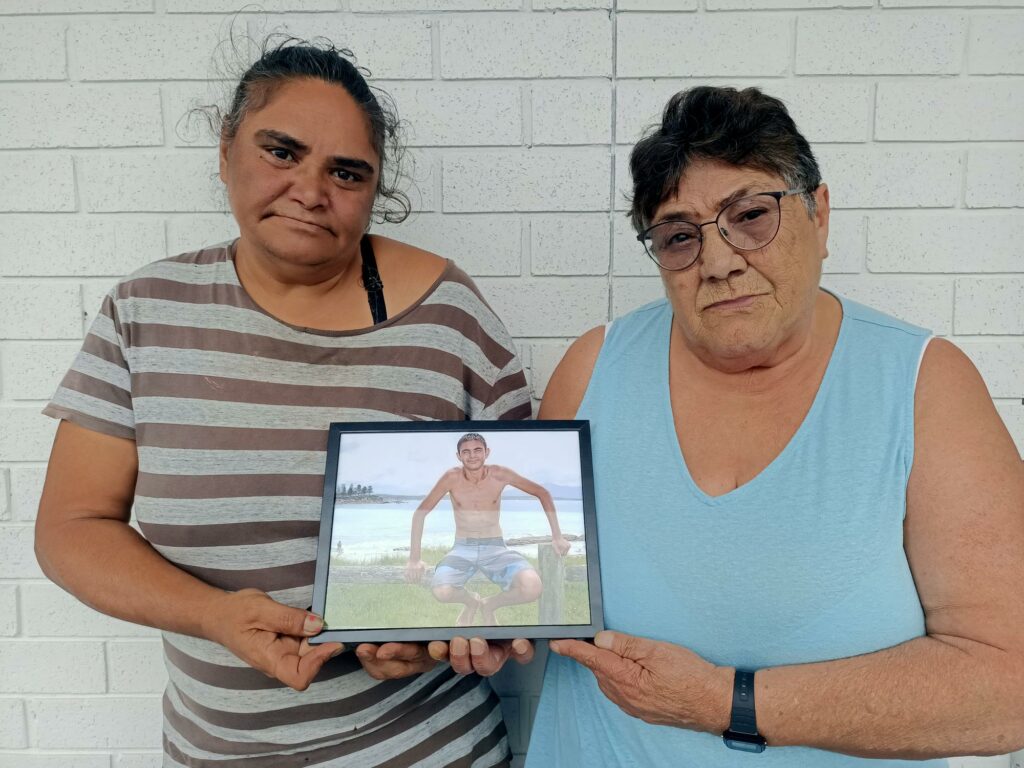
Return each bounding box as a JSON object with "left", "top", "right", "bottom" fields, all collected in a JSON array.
[
  {"left": 549, "top": 631, "right": 731, "bottom": 733},
  {"left": 355, "top": 642, "right": 437, "bottom": 679}
]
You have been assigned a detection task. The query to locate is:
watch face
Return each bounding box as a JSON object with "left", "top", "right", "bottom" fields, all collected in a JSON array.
[{"left": 723, "top": 733, "right": 766, "bottom": 753}]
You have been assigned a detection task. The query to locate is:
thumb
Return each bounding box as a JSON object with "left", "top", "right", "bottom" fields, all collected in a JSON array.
[
  {"left": 260, "top": 601, "right": 324, "bottom": 637},
  {"left": 593, "top": 630, "right": 649, "bottom": 660}
]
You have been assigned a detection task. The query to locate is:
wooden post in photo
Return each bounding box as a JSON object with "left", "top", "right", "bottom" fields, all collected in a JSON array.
[{"left": 538, "top": 543, "right": 565, "bottom": 624}]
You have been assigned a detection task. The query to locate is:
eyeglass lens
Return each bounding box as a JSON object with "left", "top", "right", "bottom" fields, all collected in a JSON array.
[{"left": 647, "top": 193, "right": 782, "bottom": 269}]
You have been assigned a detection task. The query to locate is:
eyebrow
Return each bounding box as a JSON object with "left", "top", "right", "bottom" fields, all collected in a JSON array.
[
  {"left": 255, "top": 129, "right": 376, "bottom": 175},
  {"left": 652, "top": 185, "right": 757, "bottom": 226}
]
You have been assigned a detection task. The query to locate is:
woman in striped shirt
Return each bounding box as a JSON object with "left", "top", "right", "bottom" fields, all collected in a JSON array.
[{"left": 35, "top": 38, "right": 532, "bottom": 768}]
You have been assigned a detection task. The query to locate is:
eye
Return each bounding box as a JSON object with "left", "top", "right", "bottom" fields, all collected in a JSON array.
[
  {"left": 668, "top": 230, "right": 694, "bottom": 244},
  {"left": 265, "top": 146, "right": 294, "bottom": 163},
  {"left": 739, "top": 206, "right": 769, "bottom": 221},
  {"left": 332, "top": 168, "right": 362, "bottom": 183}
]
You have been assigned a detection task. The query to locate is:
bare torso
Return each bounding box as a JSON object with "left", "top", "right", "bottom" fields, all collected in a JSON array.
[{"left": 445, "top": 466, "right": 512, "bottom": 538}]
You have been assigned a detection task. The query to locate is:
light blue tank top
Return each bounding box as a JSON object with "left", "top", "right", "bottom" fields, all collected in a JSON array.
[{"left": 526, "top": 293, "right": 946, "bottom": 768}]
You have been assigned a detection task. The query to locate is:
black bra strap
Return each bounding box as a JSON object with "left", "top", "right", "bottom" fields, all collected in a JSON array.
[{"left": 360, "top": 235, "right": 387, "bottom": 324}]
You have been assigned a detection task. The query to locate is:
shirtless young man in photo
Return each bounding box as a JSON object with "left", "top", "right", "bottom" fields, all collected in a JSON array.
[{"left": 404, "top": 433, "right": 571, "bottom": 626}]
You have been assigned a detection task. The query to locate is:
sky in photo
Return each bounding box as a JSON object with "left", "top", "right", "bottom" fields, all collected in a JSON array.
[{"left": 336, "top": 429, "right": 583, "bottom": 497}]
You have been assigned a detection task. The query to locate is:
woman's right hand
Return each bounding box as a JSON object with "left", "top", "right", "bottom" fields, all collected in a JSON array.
[{"left": 207, "top": 588, "right": 344, "bottom": 691}]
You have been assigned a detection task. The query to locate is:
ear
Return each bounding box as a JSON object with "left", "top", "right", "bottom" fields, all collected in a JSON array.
[
  {"left": 813, "top": 183, "right": 830, "bottom": 261},
  {"left": 218, "top": 138, "right": 230, "bottom": 185}
]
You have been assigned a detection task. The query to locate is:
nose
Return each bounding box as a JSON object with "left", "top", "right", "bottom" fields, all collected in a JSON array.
[
  {"left": 288, "top": 165, "right": 328, "bottom": 210},
  {"left": 698, "top": 226, "right": 748, "bottom": 281}
]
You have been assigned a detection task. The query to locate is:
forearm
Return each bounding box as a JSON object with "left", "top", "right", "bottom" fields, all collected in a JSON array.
[
  {"left": 409, "top": 510, "right": 427, "bottom": 560},
  {"left": 756, "top": 635, "right": 1024, "bottom": 757},
  {"left": 540, "top": 495, "right": 562, "bottom": 538},
  {"left": 35, "top": 516, "right": 226, "bottom": 640}
]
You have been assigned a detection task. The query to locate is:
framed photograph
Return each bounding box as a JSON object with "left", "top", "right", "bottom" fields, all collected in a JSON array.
[{"left": 310, "top": 420, "right": 603, "bottom": 643}]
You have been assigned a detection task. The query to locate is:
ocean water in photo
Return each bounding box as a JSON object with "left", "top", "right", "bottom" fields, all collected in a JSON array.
[{"left": 331, "top": 498, "right": 587, "bottom": 560}]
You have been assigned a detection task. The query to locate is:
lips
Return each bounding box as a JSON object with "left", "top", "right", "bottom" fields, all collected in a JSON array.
[
  {"left": 704, "top": 294, "right": 763, "bottom": 310},
  {"left": 269, "top": 213, "right": 332, "bottom": 233}
]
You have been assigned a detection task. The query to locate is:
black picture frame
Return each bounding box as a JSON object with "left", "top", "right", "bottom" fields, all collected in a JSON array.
[{"left": 310, "top": 420, "right": 604, "bottom": 644}]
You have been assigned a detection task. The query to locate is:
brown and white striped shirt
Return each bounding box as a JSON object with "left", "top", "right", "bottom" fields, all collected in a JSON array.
[{"left": 44, "top": 243, "right": 531, "bottom": 768}]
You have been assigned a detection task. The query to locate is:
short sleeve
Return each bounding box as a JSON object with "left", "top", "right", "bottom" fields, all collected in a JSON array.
[
  {"left": 42, "top": 290, "right": 136, "bottom": 440},
  {"left": 477, "top": 353, "right": 532, "bottom": 421}
]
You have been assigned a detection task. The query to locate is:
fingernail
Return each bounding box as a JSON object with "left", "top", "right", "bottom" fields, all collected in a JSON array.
[
  {"left": 330, "top": 645, "right": 345, "bottom": 658},
  {"left": 304, "top": 614, "right": 323, "bottom": 633},
  {"left": 356, "top": 648, "right": 372, "bottom": 659},
  {"left": 549, "top": 641, "right": 562, "bottom": 654},
  {"left": 469, "top": 638, "right": 486, "bottom": 656},
  {"left": 594, "top": 631, "right": 612, "bottom": 650},
  {"left": 512, "top": 639, "right": 529, "bottom": 654}
]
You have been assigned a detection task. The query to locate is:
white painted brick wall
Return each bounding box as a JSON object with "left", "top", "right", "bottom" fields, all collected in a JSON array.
[
  {"left": 966, "top": 148, "right": 1024, "bottom": 207},
  {"left": 388, "top": 83, "right": 522, "bottom": 146},
  {"left": 440, "top": 13, "right": 612, "bottom": 79},
  {"left": 0, "top": 467, "right": 9, "bottom": 520},
  {"left": 106, "top": 640, "right": 169, "bottom": 694},
  {"left": 0, "top": 699, "right": 27, "bottom": 749},
  {"left": 9, "top": 465, "right": 46, "bottom": 522},
  {"left": 969, "top": 14, "right": 1024, "bottom": 74},
  {"left": 28, "top": 697, "right": 163, "bottom": 749},
  {"left": 0, "top": 19, "right": 66, "bottom": 81},
  {"left": 797, "top": 13, "right": 964, "bottom": 74},
  {"left": 955, "top": 279, "right": 1024, "bottom": 335},
  {"left": 377, "top": 214, "right": 524, "bottom": 276},
  {"left": 0, "top": 640, "right": 107, "bottom": 693},
  {"left": 815, "top": 148, "right": 962, "bottom": 209},
  {"left": 0, "top": 584, "right": 17, "bottom": 635},
  {"left": 0, "top": 218, "right": 165, "bottom": 277},
  {"left": 0, "top": 283, "right": 82, "bottom": 339},
  {"left": 0, "top": 5, "right": 1021, "bottom": 767},
  {"left": 0, "top": 756, "right": 112, "bottom": 768},
  {"left": 876, "top": 80, "right": 1024, "bottom": 141},
  {"left": 442, "top": 149, "right": 611, "bottom": 212},
  {"left": 618, "top": 15, "right": 791, "bottom": 77},
  {"left": 79, "top": 154, "right": 225, "bottom": 213},
  {"left": 1, "top": 342, "right": 83, "bottom": 400},
  {"left": 0, "top": 154, "right": 75, "bottom": 212},
  {"left": 0, "top": 85, "right": 163, "bottom": 148},
  {"left": 259, "top": 16, "right": 433, "bottom": 80},
  {"left": 532, "top": 81, "right": 612, "bottom": 145},
  {"left": 867, "top": 214, "right": 1020, "bottom": 273},
  {"left": 531, "top": 215, "right": 610, "bottom": 276}
]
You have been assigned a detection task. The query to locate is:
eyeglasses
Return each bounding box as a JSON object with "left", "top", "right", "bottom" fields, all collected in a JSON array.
[{"left": 636, "top": 188, "right": 807, "bottom": 272}]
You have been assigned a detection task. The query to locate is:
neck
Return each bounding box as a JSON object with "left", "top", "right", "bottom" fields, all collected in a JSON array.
[
  {"left": 463, "top": 466, "right": 488, "bottom": 482},
  {"left": 233, "top": 236, "right": 363, "bottom": 294},
  {"left": 674, "top": 291, "right": 841, "bottom": 397}
]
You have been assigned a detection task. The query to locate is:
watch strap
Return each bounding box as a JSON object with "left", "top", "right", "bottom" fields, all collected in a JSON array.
[
  {"left": 730, "top": 669, "right": 758, "bottom": 734},
  {"left": 722, "top": 668, "right": 766, "bottom": 752}
]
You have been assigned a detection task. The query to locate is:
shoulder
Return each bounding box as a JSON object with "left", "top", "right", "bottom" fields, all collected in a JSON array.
[
  {"left": 95, "top": 243, "right": 234, "bottom": 328},
  {"left": 912, "top": 338, "right": 1019, "bottom": 478},
  {"left": 371, "top": 235, "right": 448, "bottom": 293},
  {"left": 488, "top": 464, "right": 514, "bottom": 480},
  {"left": 110, "top": 243, "right": 234, "bottom": 299},
  {"left": 538, "top": 325, "right": 606, "bottom": 420},
  {"left": 915, "top": 338, "right": 990, "bottom": 413},
  {"left": 439, "top": 467, "right": 462, "bottom": 484}
]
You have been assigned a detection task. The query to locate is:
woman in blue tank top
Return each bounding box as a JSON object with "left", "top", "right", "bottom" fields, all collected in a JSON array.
[{"left": 525, "top": 87, "right": 1024, "bottom": 767}]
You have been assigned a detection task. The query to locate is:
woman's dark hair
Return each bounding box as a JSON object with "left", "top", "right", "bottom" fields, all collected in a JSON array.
[
  {"left": 207, "top": 35, "right": 410, "bottom": 224},
  {"left": 628, "top": 86, "right": 821, "bottom": 233}
]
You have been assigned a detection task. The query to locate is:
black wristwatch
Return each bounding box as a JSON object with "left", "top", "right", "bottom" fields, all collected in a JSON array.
[{"left": 722, "top": 668, "right": 766, "bottom": 753}]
